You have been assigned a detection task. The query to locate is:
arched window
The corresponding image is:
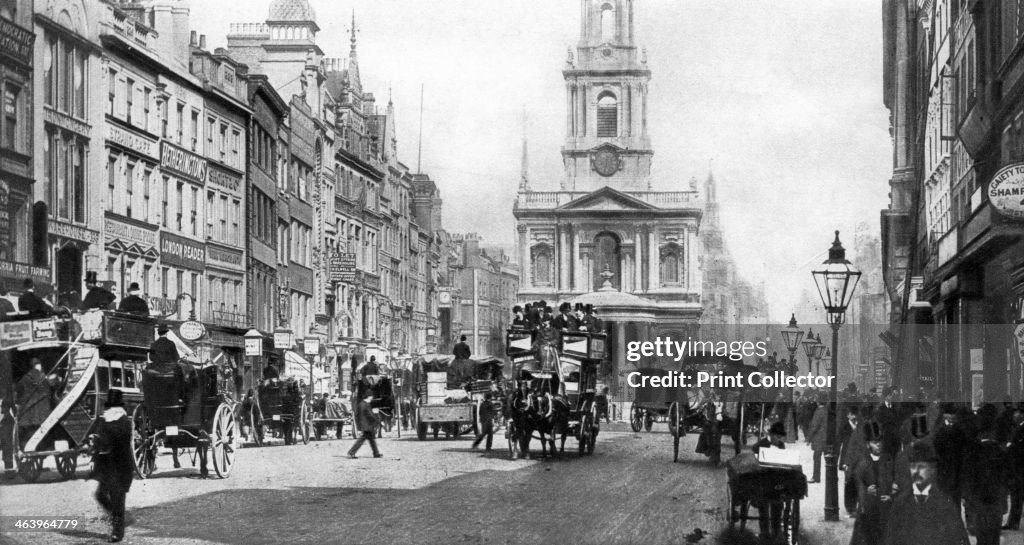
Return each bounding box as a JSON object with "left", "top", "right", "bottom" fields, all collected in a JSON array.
[
  {"left": 660, "top": 244, "right": 683, "bottom": 285},
  {"left": 597, "top": 92, "right": 618, "bottom": 138},
  {"left": 592, "top": 232, "right": 620, "bottom": 290},
  {"left": 532, "top": 245, "right": 552, "bottom": 285},
  {"left": 600, "top": 4, "right": 615, "bottom": 42}
]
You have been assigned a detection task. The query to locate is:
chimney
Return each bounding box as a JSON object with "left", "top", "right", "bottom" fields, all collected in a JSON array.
[
  {"left": 190, "top": 30, "right": 197, "bottom": 46},
  {"left": 199, "top": 34, "right": 207, "bottom": 50}
]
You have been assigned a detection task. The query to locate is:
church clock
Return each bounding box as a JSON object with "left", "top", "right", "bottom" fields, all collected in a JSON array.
[{"left": 593, "top": 148, "right": 620, "bottom": 177}]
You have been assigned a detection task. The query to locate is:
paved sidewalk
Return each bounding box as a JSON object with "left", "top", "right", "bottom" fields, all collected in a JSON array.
[{"left": 785, "top": 439, "right": 1024, "bottom": 545}]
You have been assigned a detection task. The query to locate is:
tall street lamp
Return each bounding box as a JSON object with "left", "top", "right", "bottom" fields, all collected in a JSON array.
[
  {"left": 811, "top": 230, "right": 861, "bottom": 522},
  {"left": 780, "top": 314, "right": 805, "bottom": 369},
  {"left": 813, "top": 334, "right": 827, "bottom": 376},
  {"left": 801, "top": 327, "right": 818, "bottom": 374}
]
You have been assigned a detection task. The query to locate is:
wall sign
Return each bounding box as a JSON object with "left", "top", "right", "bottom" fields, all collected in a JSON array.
[
  {"left": 988, "top": 162, "right": 1024, "bottom": 219},
  {"left": 161, "top": 142, "right": 208, "bottom": 184},
  {"left": 107, "top": 123, "right": 158, "bottom": 160},
  {"left": 160, "top": 232, "right": 205, "bottom": 271}
]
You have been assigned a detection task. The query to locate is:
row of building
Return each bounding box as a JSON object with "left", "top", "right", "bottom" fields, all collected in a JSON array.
[
  {"left": 881, "top": 0, "right": 1024, "bottom": 401},
  {"left": 0, "top": 0, "right": 518, "bottom": 395}
]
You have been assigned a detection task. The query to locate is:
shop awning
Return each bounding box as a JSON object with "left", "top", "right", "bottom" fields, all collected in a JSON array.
[{"left": 284, "top": 350, "right": 329, "bottom": 381}]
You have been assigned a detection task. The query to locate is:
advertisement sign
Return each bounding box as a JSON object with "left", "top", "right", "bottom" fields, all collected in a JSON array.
[
  {"left": 274, "top": 330, "right": 293, "bottom": 350},
  {"left": 988, "top": 162, "right": 1024, "bottom": 219},
  {"left": 179, "top": 320, "right": 206, "bottom": 341},
  {"left": 161, "top": 142, "right": 208, "bottom": 184},
  {"left": 330, "top": 253, "right": 356, "bottom": 283},
  {"left": 160, "top": 232, "right": 206, "bottom": 271},
  {"left": 304, "top": 337, "right": 320, "bottom": 356},
  {"left": 0, "top": 320, "right": 31, "bottom": 348},
  {"left": 245, "top": 337, "right": 262, "bottom": 357}
]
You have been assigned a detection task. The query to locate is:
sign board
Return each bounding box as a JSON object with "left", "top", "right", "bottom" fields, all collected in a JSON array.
[
  {"left": 245, "top": 337, "right": 262, "bottom": 357},
  {"left": 970, "top": 348, "right": 984, "bottom": 372},
  {"left": 32, "top": 318, "right": 55, "bottom": 340},
  {"left": 989, "top": 162, "right": 1024, "bottom": 219},
  {"left": 304, "top": 337, "right": 320, "bottom": 356},
  {"left": 274, "top": 331, "right": 293, "bottom": 350},
  {"left": 0, "top": 320, "right": 31, "bottom": 348},
  {"left": 179, "top": 321, "right": 206, "bottom": 341},
  {"left": 330, "top": 253, "right": 357, "bottom": 283}
]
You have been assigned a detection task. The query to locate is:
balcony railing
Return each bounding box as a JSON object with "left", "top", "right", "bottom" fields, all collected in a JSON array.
[{"left": 209, "top": 309, "right": 248, "bottom": 329}]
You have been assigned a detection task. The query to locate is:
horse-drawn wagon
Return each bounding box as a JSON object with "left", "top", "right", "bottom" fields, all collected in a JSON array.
[
  {"left": 4, "top": 310, "right": 155, "bottom": 482},
  {"left": 244, "top": 376, "right": 309, "bottom": 446},
  {"left": 410, "top": 355, "right": 501, "bottom": 441}
]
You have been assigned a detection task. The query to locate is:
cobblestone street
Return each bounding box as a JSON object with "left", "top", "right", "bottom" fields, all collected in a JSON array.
[{"left": 0, "top": 425, "right": 776, "bottom": 545}]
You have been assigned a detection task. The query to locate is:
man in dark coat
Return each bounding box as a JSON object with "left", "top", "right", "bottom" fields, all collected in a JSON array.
[
  {"left": 15, "top": 359, "right": 53, "bottom": 444},
  {"left": 551, "top": 302, "right": 578, "bottom": 331},
  {"left": 932, "top": 403, "right": 967, "bottom": 506},
  {"left": 17, "top": 278, "right": 50, "bottom": 319},
  {"left": 148, "top": 324, "right": 179, "bottom": 365},
  {"left": 1006, "top": 405, "right": 1024, "bottom": 530},
  {"left": 89, "top": 389, "right": 134, "bottom": 542},
  {"left": 851, "top": 421, "right": 898, "bottom": 545},
  {"left": 117, "top": 282, "right": 149, "bottom": 315},
  {"left": 883, "top": 441, "right": 970, "bottom": 545},
  {"left": 807, "top": 399, "right": 826, "bottom": 483},
  {"left": 511, "top": 305, "right": 528, "bottom": 328},
  {"left": 963, "top": 404, "right": 1006, "bottom": 545},
  {"left": 752, "top": 422, "right": 787, "bottom": 538},
  {"left": 472, "top": 393, "right": 496, "bottom": 451},
  {"left": 347, "top": 393, "right": 382, "bottom": 458},
  {"left": 840, "top": 404, "right": 866, "bottom": 517},
  {"left": 362, "top": 356, "right": 380, "bottom": 376},
  {"left": 81, "top": 273, "right": 116, "bottom": 311},
  {"left": 453, "top": 335, "right": 471, "bottom": 360}
]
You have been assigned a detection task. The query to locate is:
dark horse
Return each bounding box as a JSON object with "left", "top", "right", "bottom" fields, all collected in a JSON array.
[{"left": 505, "top": 388, "right": 571, "bottom": 458}]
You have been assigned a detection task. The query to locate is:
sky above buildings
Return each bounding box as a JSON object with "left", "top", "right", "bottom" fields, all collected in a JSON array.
[{"left": 192, "top": 1, "right": 891, "bottom": 322}]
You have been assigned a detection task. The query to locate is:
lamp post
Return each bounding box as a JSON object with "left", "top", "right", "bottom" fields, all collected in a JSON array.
[
  {"left": 801, "top": 327, "right": 818, "bottom": 375},
  {"left": 811, "top": 230, "right": 861, "bottom": 522},
  {"left": 813, "top": 334, "right": 827, "bottom": 376},
  {"left": 780, "top": 314, "right": 804, "bottom": 372}
]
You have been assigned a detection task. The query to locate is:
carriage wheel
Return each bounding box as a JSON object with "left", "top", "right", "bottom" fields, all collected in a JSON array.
[
  {"left": 299, "top": 401, "right": 311, "bottom": 445},
  {"left": 131, "top": 404, "right": 155, "bottom": 479},
  {"left": 788, "top": 499, "right": 800, "bottom": 544},
  {"left": 670, "top": 402, "right": 681, "bottom": 463},
  {"left": 55, "top": 454, "right": 77, "bottom": 480},
  {"left": 726, "top": 485, "right": 736, "bottom": 526},
  {"left": 630, "top": 406, "right": 643, "bottom": 432},
  {"left": 211, "top": 404, "right": 236, "bottom": 478},
  {"left": 16, "top": 455, "right": 42, "bottom": 483}
]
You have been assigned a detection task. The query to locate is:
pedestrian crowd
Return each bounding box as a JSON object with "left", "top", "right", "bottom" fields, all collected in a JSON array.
[{"left": 785, "top": 384, "right": 1023, "bottom": 545}]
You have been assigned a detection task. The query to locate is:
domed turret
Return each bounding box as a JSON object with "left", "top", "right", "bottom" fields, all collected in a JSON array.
[{"left": 268, "top": 0, "right": 317, "bottom": 24}]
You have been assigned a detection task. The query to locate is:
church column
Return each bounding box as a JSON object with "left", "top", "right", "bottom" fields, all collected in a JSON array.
[
  {"left": 688, "top": 226, "right": 699, "bottom": 292},
  {"left": 580, "top": 83, "right": 588, "bottom": 137},
  {"left": 520, "top": 226, "right": 531, "bottom": 289},
  {"left": 648, "top": 226, "right": 658, "bottom": 290},
  {"left": 559, "top": 225, "right": 570, "bottom": 291},
  {"left": 566, "top": 85, "right": 573, "bottom": 137},
  {"left": 572, "top": 229, "right": 581, "bottom": 292},
  {"left": 630, "top": 229, "right": 638, "bottom": 290}
]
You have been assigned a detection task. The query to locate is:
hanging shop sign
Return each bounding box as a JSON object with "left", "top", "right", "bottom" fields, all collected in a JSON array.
[
  {"left": 304, "top": 337, "right": 320, "bottom": 356},
  {"left": 179, "top": 320, "right": 206, "bottom": 341},
  {"left": 988, "top": 162, "right": 1024, "bottom": 219}
]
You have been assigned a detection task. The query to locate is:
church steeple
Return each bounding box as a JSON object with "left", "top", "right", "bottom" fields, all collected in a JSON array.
[
  {"left": 561, "top": 0, "right": 652, "bottom": 192},
  {"left": 346, "top": 10, "right": 362, "bottom": 94},
  {"left": 520, "top": 110, "right": 530, "bottom": 192}
]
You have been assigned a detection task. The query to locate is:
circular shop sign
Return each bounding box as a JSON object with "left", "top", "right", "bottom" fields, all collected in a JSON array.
[
  {"left": 179, "top": 320, "right": 206, "bottom": 341},
  {"left": 988, "top": 162, "right": 1024, "bottom": 219}
]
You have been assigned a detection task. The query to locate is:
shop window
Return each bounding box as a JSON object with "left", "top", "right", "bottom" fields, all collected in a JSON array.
[{"left": 2, "top": 83, "right": 18, "bottom": 150}]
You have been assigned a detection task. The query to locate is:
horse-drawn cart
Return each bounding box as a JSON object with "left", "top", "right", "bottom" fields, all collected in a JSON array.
[
  {"left": 245, "top": 377, "right": 309, "bottom": 446},
  {"left": 410, "top": 355, "right": 498, "bottom": 441}
]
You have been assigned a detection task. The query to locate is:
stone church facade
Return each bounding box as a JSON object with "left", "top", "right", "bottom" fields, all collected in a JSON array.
[{"left": 514, "top": 0, "right": 704, "bottom": 387}]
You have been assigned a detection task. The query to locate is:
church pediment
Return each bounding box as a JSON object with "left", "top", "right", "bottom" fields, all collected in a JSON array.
[{"left": 557, "top": 186, "right": 658, "bottom": 211}]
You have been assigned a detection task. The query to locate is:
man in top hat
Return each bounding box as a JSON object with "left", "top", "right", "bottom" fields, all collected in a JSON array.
[
  {"left": 82, "top": 272, "right": 116, "bottom": 311},
  {"left": 933, "top": 403, "right": 968, "bottom": 506},
  {"left": 453, "top": 335, "right": 471, "bottom": 360},
  {"left": 552, "top": 302, "right": 578, "bottom": 331},
  {"left": 963, "top": 403, "right": 1007, "bottom": 545},
  {"left": 88, "top": 388, "right": 134, "bottom": 542},
  {"left": 511, "top": 305, "right": 528, "bottom": 328},
  {"left": 580, "top": 304, "right": 601, "bottom": 332},
  {"left": 117, "top": 283, "right": 149, "bottom": 316},
  {"left": 883, "top": 441, "right": 970, "bottom": 545},
  {"left": 894, "top": 411, "right": 931, "bottom": 493},
  {"left": 17, "top": 278, "right": 50, "bottom": 319},
  {"left": 851, "top": 420, "right": 898, "bottom": 545},
  {"left": 149, "top": 324, "right": 179, "bottom": 365}
]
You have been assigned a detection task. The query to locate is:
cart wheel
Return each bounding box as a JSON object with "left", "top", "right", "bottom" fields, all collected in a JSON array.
[
  {"left": 16, "top": 455, "right": 42, "bottom": 483},
  {"left": 299, "top": 401, "right": 311, "bottom": 445},
  {"left": 211, "top": 403, "right": 236, "bottom": 478},
  {"left": 250, "top": 403, "right": 264, "bottom": 447},
  {"left": 630, "top": 406, "right": 643, "bottom": 432},
  {"left": 788, "top": 499, "right": 800, "bottom": 545},
  {"left": 670, "top": 402, "right": 681, "bottom": 463},
  {"left": 55, "top": 454, "right": 77, "bottom": 480},
  {"left": 131, "top": 404, "right": 155, "bottom": 479},
  {"left": 726, "top": 486, "right": 735, "bottom": 526}
]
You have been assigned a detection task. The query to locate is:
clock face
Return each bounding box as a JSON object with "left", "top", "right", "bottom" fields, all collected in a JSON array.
[
  {"left": 439, "top": 292, "right": 451, "bottom": 304},
  {"left": 593, "top": 149, "right": 619, "bottom": 177}
]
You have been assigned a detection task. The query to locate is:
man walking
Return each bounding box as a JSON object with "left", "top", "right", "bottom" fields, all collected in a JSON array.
[
  {"left": 348, "top": 393, "right": 382, "bottom": 458},
  {"left": 88, "top": 389, "right": 134, "bottom": 542},
  {"left": 472, "top": 393, "right": 496, "bottom": 451}
]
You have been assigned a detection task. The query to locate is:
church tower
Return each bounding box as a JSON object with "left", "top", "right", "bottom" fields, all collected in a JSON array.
[{"left": 562, "top": 0, "right": 652, "bottom": 191}]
